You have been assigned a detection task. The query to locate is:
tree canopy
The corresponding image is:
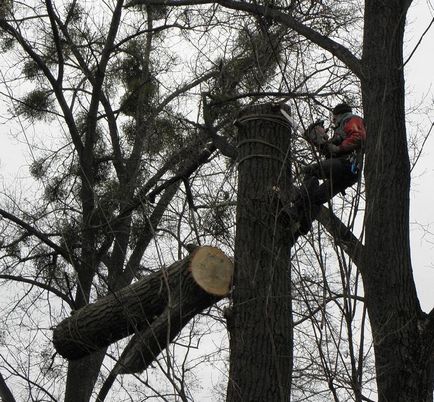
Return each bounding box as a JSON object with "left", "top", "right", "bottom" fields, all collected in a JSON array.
[{"left": 0, "top": 1, "right": 433, "bottom": 401}]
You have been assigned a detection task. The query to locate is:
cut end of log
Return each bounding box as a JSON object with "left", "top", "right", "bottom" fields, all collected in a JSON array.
[{"left": 189, "top": 246, "right": 233, "bottom": 296}]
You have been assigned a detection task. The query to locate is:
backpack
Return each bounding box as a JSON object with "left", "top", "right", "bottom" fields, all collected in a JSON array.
[{"left": 330, "top": 112, "right": 357, "bottom": 146}]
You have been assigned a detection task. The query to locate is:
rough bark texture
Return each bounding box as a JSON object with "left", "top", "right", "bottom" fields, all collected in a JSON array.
[
  {"left": 0, "top": 372, "right": 16, "bottom": 402},
  {"left": 361, "top": 1, "right": 433, "bottom": 401},
  {"left": 53, "top": 246, "right": 232, "bottom": 360},
  {"left": 65, "top": 351, "right": 106, "bottom": 402},
  {"left": 226, "top": 103, "right": 293, "bottom": 402}
]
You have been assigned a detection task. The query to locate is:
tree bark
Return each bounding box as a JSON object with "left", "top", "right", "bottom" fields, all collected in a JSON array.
[
  {"left": 64, "top": 351, "right": 106, "bottom": 402},
  {"left": 53, "top": 246, "right": 233, "bottom": 360},
  {"left": 0, "top": 372, "right": 16, "bottom": 402},
  {"left": 226, "top": 103, "right": 293, "bottom": 402},
  {"left": 361, "top": 1, "right": 433, "bottom": 401}
]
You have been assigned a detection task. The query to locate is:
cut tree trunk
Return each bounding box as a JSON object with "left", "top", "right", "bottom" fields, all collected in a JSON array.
[
  {"left": 226, "top": 103, "right": 293, "bottom": 402},
  {"left": 53, "top": 246, "right": 233, "bottom": 360}
]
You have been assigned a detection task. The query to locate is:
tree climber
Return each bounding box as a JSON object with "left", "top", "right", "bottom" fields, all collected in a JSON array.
[{"left": 288, "top": 102, "right": 366, "bottom": 234}]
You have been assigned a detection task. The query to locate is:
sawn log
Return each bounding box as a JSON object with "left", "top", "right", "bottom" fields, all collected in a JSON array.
[{"left": 52, "top": 246, "right": 233, "bottom": 361}]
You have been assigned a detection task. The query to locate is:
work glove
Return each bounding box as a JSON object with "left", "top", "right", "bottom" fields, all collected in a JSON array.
[
  {"left": 324, "top": 142, "right": 340, "bottom": 156},
  {"left": 330, "top": 132, "right": 345, "bottom": 145},
  {"left": 303, "top": 120, "right": 328, "bottom": 146}
]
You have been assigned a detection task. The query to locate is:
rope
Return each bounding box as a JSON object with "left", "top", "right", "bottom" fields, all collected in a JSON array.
[
  {"left": 236, "top": 113, "right": 292, "bottom": 130},
  {"left": 237, "top": 154, "right": 287, "bottom": 167},
  {"left": 235, "top": 106, "right": 293, "bottom": 166}
]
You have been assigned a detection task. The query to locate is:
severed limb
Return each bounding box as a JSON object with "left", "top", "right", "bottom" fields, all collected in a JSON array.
[{"left": 52, "top": 246, "right": 233, "bottom": 361}]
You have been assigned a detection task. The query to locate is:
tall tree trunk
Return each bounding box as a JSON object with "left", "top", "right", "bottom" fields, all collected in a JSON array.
[
  {"left": 361, "top": 1, "right": 432, "bottom": 401},
  {"left": 0, "top": 372, "right": 16, "bottom": 402},
  {"left": 226, "top": 103, "right": 293, "bottom": 402},
  {"left": 64, "top": 351, "right": 106, "bottom": 402},
  {"left": 64, "top": 271, "right": 100, "bottom": 402}
]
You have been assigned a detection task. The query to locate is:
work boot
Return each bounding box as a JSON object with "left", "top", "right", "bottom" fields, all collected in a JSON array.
[
  {"left": 296, "top": 202, "right": 321, "bottom": 236},
  {"left": 293, "top": 176, "right": 319, "bottom": 208},
  {"left": 280, "top": 204, "right": 300, "bottom": 228},
  {"left": 284, "top": 176, "right": 320, "bottom": 236}
]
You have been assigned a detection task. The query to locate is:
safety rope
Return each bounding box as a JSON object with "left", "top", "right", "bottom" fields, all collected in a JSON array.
[
  {"left": 235, "top": 112, "right": 292, "bottom": 130},
  {"left": 235, "top": 105, "right": 293, "bottom": 167},
  {"left": 237, "top": 154, "right": 287, "bottom": 167}
]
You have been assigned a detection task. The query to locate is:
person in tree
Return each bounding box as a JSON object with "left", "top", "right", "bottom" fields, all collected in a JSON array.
[{"left": 289, "top": 102, "right": 366, "bottom": 234}]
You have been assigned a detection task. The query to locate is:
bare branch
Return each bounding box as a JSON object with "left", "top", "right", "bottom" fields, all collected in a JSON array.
[
  {"left": 0, "top": 274, "right": 73, "bottom": 307},
  {"left": 0, "top": 208, "right": 76, "bottom": 266},
  {"left": 128, "top": 0, "right": 363, "bottom": 77},
  {"left": 403, "top": 16, "right": 434, "bottom": 67},
  {"left": 45, "top": 0, "right": 65, "bottom": 83},
  {"left": 0, "top": 16, "right": 84, "bottom": 155},
  {"left": 316, "top": 206, "right": 364, "bottom": 267}
]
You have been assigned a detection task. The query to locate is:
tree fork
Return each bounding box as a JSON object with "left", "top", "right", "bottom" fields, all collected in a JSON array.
[
  {"left": 52, "top": 246, "right": 233, "bottom": 360},
  {"left": 226, "top": 103, "right": 293, "bottom": 402}
]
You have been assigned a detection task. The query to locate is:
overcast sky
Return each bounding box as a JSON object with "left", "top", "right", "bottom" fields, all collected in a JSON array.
[{"left": 405, "top": 0, "right": 434, "bottom": 310}]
